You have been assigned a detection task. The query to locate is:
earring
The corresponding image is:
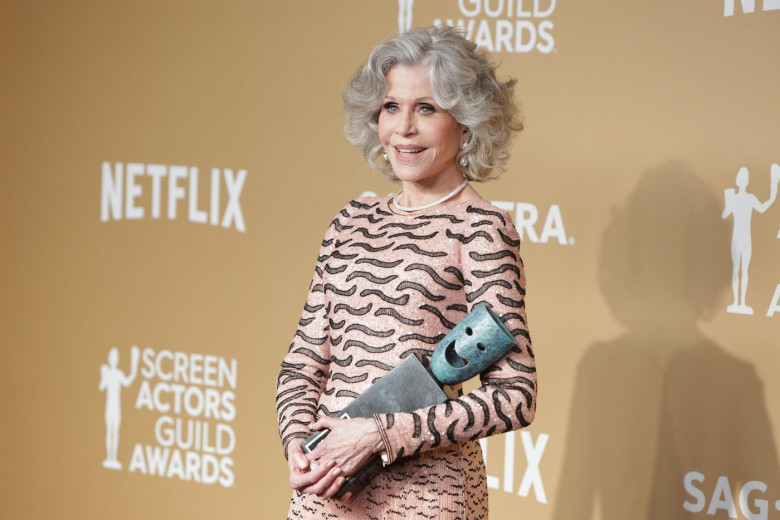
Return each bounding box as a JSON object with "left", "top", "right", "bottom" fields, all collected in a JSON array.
[
  {"left": 383, "top": 150, "right": 388, "bottom": 161},
  {"left": 459, "top": 141, "right": 469, "bottom": 167}
]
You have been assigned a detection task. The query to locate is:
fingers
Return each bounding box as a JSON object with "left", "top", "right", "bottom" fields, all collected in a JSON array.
[
  {"left": 310, "top": 415, "right": 336, "bottom": 432},
  {"left": 291, "top": 450, "right": 309, "bottom": 471},
  {"left": 289, "top": 459, "right": 336, "bottom": 491},
  {"left": 303, "top": 464, "right": 346, "bottom": 498},
  {"left": 317, "top": 468, "right": 347, "bottom": 498},
  {"left": 287, "top": 440, "right": 310, "bottom": 471}
]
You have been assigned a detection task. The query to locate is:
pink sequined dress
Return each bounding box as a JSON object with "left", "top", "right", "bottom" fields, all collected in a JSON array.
[{"left": 276, "top": 195, "right": 537, "bottom": 519}]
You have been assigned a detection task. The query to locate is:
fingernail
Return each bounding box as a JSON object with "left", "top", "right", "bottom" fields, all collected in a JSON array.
[
  {"left": 297, "top": 459, "right": 309, "bottom": 470},
  {"left": 327, "top": 460, "right": 336, "bottom": 468},
  {"left": 336, "top": 476, "right": 346, "bottom": 486},
  {"left": 343, "top": 491, "right": 352, "bottom": 501},
  {"left": 332, "top": 467, "right": 342, "bottom": 477},
  {"left": 310, "top": 460, "right": 320, "bottom": 469}
]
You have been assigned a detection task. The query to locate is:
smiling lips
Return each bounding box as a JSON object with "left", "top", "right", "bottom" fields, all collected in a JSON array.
[{"left": 393, "top": 145, "right": 426, "bottom": 158}]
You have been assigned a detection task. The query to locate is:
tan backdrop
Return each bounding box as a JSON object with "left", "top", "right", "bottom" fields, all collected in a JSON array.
[{"left": 1, "top": 1, "right": 779, "bottom": 519}]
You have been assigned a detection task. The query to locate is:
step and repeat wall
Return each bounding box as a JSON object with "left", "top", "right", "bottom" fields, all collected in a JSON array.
[{"left": 1, "top": 1, "right": 778, "bottom": 519}]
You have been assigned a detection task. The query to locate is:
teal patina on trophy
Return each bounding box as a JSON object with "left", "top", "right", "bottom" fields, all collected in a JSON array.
[{"left": 430, "top": 303, "right": 516, "bottom": 385}]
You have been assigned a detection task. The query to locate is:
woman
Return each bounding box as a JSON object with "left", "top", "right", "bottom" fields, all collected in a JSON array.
[{"left": 276, "top": 25, "right": 536, "bottom": 519}]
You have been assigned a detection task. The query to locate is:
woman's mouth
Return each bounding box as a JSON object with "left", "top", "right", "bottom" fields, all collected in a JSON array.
[{"left": 394, "top": 146, "right": 426, "bottom": 158}]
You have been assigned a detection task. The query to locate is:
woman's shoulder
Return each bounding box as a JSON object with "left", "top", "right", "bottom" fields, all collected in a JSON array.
[
  {"left": 460, "top": 197, "right": 513, "bottom": 222},
  {"left": 453, "top": 198, "right": 521, "bottom": 246},
  {"left": 349, "top": 193, "right": 392, "bottom": 209},
  {"left": 331, "top": 194, "right": 393, "bottom": 217}
]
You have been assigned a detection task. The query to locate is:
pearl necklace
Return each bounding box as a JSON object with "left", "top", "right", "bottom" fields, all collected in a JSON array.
[{"left": 392, "top": 178, "right": 469, "bottom": 212}]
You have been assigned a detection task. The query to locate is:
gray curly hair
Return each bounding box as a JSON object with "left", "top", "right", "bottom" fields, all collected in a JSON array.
[{"left": 343, "top": 25, "right": 523, "bottom": 182}]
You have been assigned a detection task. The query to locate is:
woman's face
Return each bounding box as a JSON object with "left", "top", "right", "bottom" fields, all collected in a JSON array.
[{"left": 378, "top": 64, "right": 464, "bottom": 187}]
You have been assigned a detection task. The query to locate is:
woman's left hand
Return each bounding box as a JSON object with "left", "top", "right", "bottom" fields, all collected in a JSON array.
[{"left": 303, "top": 415, "right": 384, "bottom": 496}]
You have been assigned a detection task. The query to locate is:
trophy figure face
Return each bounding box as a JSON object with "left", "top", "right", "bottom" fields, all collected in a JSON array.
[{"left": 430, "top": 304, "right": 516, "bottom": 385}]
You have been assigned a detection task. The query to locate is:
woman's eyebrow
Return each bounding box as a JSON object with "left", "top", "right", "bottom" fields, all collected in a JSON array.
[{"left": 382, "top": 95, "right": 436, "bottom": 103}]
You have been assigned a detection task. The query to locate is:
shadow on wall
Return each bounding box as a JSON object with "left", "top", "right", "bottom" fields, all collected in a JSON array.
[{"left": 552, "top": 162, "right": 780, "bottom": 519}]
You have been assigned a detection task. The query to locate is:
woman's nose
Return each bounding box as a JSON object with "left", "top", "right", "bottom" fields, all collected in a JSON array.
[{"left": 395, "top": 111, "right": 416, "bottom": 136}]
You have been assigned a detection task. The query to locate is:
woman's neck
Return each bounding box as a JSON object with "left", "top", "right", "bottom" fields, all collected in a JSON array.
[
  {"left": 396, "top": 171, "right": 466, "bottom": 209},
  {"left": 392, "top": 176, "right": 480, "bottom": 215}
]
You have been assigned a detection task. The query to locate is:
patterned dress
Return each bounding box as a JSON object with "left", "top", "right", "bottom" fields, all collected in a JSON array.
[{"left": 276, "top": 195, "right": 537, "bottom": 519}]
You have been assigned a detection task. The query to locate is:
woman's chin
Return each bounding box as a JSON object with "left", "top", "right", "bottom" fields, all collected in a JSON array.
[
  {"left": 394, "top": 166, "right": 462, "bottom": 186},
  {"left": 392, "top": 167, "right": 432, "bottom": 183}
]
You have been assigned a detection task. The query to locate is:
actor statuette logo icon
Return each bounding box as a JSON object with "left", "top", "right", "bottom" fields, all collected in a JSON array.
[
  {"left": 99, "top": 345, "right": 140, "bottom": 470},
  {"left": 397, "top": 0, "right": 414, "bottom": 34},
  {"left": 722, "top": 164, "right": 779, "bottom": 315}
]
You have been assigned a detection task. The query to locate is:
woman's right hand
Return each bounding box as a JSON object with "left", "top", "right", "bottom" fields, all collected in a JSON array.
[{"left": 286, "top": 438, "right": 350, "bottom": 500}]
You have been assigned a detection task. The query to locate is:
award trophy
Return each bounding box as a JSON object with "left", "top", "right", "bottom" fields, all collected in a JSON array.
[{"left": 300, "top": 303, "right": 517, "bottom": 496}]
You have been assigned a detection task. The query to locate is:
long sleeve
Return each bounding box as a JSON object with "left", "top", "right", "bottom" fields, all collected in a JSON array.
[
  {"left": 373, "top": 216, "right": 537, "bottom": 463},
  {"left": 275, "top": 217, "right": 339, "bottom": 458}
]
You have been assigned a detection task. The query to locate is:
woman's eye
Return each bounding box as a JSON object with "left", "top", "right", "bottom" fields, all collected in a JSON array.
[
  {"left": 383, "top": 102, "right": 398, "bottom": 113},
  {"left": 419, "top": 105, "right": 435, "bottom": 115}
]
